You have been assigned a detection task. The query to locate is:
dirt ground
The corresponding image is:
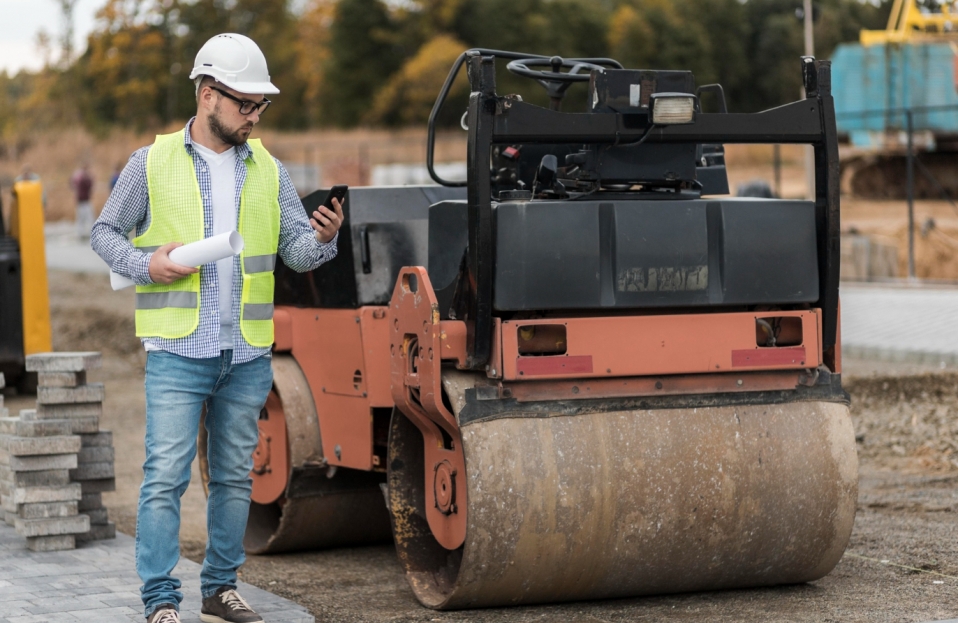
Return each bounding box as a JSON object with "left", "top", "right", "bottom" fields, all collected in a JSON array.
[{"left": 6, "top": 269, "right": 958, "bottom": 622}]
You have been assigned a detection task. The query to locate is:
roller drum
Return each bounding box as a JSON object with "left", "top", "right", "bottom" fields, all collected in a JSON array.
[{"left": 389, "top": 398, "right": 858, "bottom": 609}]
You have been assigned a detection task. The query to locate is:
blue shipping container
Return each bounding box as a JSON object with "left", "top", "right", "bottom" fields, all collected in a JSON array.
[{"left": 831, "top": 41, "right": 958, "bottom": 144}]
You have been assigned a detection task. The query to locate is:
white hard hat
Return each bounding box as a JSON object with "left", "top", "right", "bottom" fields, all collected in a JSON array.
[{"left": 189, "top": 33, "right": 279, "bottom": 95}]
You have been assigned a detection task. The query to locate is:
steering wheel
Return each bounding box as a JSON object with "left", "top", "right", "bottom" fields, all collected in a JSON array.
[{"left": 506, "top": 56, "right": 608, "bottom": 110}]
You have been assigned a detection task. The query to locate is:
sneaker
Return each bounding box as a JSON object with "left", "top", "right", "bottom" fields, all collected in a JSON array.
[
  {"left": 147, "top": 604, "right": 180, "bottom": 623},
  {"left": 200, "top": 587, "right": 264, "bottom": 623}
]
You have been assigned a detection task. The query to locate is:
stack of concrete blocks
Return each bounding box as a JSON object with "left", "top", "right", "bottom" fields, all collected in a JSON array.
[
  {"left": 0, "top": 370, "right": 90, "bottom": 551},
  {"left": 28, "top": 352, "right": 117, "bottom": 544}
]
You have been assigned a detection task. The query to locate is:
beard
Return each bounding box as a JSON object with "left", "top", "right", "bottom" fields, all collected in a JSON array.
[{"left": 208, "top": 105, "right": 253, "bottom": 147}]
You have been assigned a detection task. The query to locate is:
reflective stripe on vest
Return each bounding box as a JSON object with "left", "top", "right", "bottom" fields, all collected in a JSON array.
[
  {"left": 243, "top": 254, "right": 276, "bottom": 273},
  {"left": 243, "top": 303, "right": 274, "bottom": 320},
  {"left": 136, "top": 291, "right": 198, "bottom": 310},
  {"left": 134, "top": 130, "right": 280, "bottom": 346}
]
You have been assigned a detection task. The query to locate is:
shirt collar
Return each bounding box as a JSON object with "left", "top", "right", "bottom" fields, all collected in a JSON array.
[{"left": 184, "top": 117, "right": 254, "bottom": 162}]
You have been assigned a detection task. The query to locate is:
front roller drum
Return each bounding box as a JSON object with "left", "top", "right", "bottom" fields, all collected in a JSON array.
[{"left": 387, "top": 399, "right": 858, "bottom": 609}]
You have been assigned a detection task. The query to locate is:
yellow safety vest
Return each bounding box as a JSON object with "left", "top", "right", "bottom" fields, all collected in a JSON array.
[{"left": 133, "top": 130, "right": 280, "bottom": 347}]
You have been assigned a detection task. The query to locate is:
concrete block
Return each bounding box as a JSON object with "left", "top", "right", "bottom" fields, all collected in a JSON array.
[
  {"left": 0, "top": 372, "right": 4, "bottom": 388},
  {"left": 0, "top": 434, "right": 80, "bottom": 456},
  {"left": 37, "top": 371, "right": 86, "bottom": 387},
  {"left": 80, "top": 431, "right": 113, "bottom": 447},
  {"left": 83, "top": 507, "right": 109, "bottom": 525},
  {"left": 76, "top": 521, "right": 115, "bottom": 542},
  {"left": 15, "top": 513, "right": 89, "bottom": 537},
  {"left": 18, "top": 500, "right": 78, "bottom": 519},
  {"left": 80, "top": 478, "right": 115, "bottom": 494},
  {"left": 78, "top": 492, "right": 102, "bottom": 511},
  {"left": 36, "top": 383, "right": 105, "bottom": 405},
  {"left": 0, "top": 417, "right": 72, "bottom": 437},
  {"left": 65, "top": 416, "right": 100, "bottom": 434},
  {"left": 0, "top": 468, "right": 71, "bottom": 488},
  {"left": 10, "top": 483, "right": 82, "bottom": 505},
  {"left": 36, "top": 402, "right": 103, "bottom": 419},
  {"left": 19, "top": 409, "right": 35, "bottom": 421},
  {"left": 0, "top": 394, "right": 4, "bottom": 407},
  {"left": 26, "top": 534, "right": 76, "bottom": 551},
  {"left": 70, "top": 462, "right": 114, "bottom": 481},
  {"left": 4, "top": 510, "right": 15, "bottom": 525},
  {"left": 25, "top": 352, "right": 101, "bottom": 373},
  {"left": 0, "top": 452, "right": 77, "bottom": 471},
  {"left": 78, "top": 446, "right": 114, "bottom": 463}
]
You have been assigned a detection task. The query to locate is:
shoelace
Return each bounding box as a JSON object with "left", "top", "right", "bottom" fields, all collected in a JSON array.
[
  {"left": 220, "top": 589, "right": 253, "bottom": 612},
  {"left": 153, "top": 609, "right": 180, "bottom": 623}
]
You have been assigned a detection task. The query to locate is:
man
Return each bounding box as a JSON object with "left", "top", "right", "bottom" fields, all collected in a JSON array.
[
  {"left": 70, "top": 162, "right": 94, "bottom": 238},
  {"left": 91, "top": 33, "right": 344, "bottom": 623}
]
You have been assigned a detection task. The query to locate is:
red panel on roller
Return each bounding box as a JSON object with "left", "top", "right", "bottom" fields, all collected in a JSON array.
[
  {"left": 517, "top": 355, "right": 594, "bottom": 376},
  {"left": 732, "top": 347, "right": 806, "bottom": 368}
]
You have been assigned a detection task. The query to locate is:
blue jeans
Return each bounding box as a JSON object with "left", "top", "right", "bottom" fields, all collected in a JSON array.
[{"left": 136, "top": 350, "right": 272, "bottom": 617}]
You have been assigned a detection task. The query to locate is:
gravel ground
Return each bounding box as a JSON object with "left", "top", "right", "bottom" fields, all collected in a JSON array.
[{"left": 5, "top": 270, "right": 958, "bottom": 622}]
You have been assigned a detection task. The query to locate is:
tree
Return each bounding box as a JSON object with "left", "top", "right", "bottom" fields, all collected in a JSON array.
[
  {"left": 366, "top": 34, "right": 469, "bottom": 126},
  {"left": 318, "top": 0, "right": 403, "bottom": 126}
]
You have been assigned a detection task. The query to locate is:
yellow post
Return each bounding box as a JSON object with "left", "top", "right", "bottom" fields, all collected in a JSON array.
[{"left": 10, "top": 181, "right": 52, "bottom": 356}]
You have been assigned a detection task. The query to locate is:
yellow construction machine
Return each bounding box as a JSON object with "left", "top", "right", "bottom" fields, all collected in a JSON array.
[{"left": 0, "top": 180, "right": 52, "bottom": 390}]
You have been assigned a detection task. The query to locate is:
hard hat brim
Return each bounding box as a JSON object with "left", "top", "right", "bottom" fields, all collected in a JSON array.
[{"left": 220, "top": 79, "right": 281, "bottom": 95}]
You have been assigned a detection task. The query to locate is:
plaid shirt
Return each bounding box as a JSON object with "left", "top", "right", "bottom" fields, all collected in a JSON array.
[{"left": 91, "top": 118, "right": 337, "bottom": 363}]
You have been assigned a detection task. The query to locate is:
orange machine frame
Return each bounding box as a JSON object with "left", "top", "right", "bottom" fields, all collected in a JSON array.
[{"left": 270, "top": 277, "right": 832, "bottom": 486}]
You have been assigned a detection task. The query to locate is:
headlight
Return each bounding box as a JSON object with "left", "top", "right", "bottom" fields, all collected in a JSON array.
[{"left": 650, "top": 93, "right": 697, "bottom": 125}]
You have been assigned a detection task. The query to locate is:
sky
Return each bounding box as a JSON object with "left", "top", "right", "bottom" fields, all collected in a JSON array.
[{"left": 1, "top": 0, "right": 103, "bottom": 75}]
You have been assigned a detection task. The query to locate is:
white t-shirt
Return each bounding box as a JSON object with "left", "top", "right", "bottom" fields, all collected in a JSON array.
[{"left": 192, "top": 141, "right": 237, "bottom": 350}]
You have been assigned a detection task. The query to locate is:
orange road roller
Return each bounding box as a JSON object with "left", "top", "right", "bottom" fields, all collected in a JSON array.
[{"left": 199, "top": 49, "right": 856, "bottom": 609}]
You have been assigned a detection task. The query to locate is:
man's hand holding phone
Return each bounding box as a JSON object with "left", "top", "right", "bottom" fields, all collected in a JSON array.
[{"left": 312, "top": 185, "right": 347, "bottom": 243}]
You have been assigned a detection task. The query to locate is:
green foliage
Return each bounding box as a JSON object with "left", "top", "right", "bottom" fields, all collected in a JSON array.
[
  {"left": 0, "top": 0, "right": 895, "bottom": 133},
  {"left": 319, "top": 0, "right": 403, "bottom": 127}
]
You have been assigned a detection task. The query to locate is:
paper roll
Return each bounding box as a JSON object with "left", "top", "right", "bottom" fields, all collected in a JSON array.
[{"left": 110, "top": 231, "right": 245, "bottom": 291}]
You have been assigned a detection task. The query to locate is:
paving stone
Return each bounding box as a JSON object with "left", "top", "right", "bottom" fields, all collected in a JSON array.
[
  {"left": 79, "top": 431, "right": 112, "bottom": 448},
  {"left": 36, "top": 384, "right": 105, "bottom": 406},
  {"left": 75, "top": 521, "right": 115, "bottom": 542},
  {"left": 15, "top": 514, "right": 89, "bottom": 537},
  {"left": 82, "top": 508, "right": 109, "bottom": 525},
  {"left": 77, "top": 447, "right": 114, "bottom": 464},
  {"left": 25, "top": 352, "right": 102, "bottom": 373},
  {"left": 8, "top": 483, "right": 82, "bottom": 506},
  {"left": 63, "top": 417, "right": 100, "bottom": 435},
  {"left": 79, "top": 479, "right": 115, "bottom": 494},
  {"left": 0, "top": 468, "right": 71, "bottom": 488},
  {"left": 17, "top": 501, "right": 77, "bottom": 519},
  {"left": 0, "top": 435, "right": 81, "bottom": 457},
  {"left": 35, "top": 403, "right": 102, "bottom": 419},
  {"left": 0, "top": 418, "right": 72, "bottom": 438},
  {"left": 77, "top": 493, "right": 102, "bottom": 512},
  {"left": 69, "top": 462, "right": 114, "bottom": 481},
  {"left": 0, "top": 517, "right": 314, "bottom": 622},
  {"left": 25, "top": 534, "right": 76, "bottom": 552},
  {"left": 37, "top": 371, "right": 86, "bottom": 388},
  {"left": 0, "top": 453, "right": 77, "bottom": 472}
]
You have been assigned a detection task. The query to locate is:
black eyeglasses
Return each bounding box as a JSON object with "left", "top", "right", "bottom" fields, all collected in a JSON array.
[{"left": 210, "top": 86, "right": 271, "bottom": 115}]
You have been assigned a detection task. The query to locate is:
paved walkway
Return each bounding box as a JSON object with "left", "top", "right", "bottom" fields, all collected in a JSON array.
[
  {"left": 44, "top": 222, "right": 109, "bottom": 275},
  {"left": 0, "top": 521, "right": 313, "bottom": 623},
  {"left": 841, "top": 283, "right": 958, "bottom": 366}
]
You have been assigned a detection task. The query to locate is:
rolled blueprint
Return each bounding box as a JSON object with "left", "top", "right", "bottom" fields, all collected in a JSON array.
[{"left": 109, "top": 231, "right": 245, "bottom": 291}]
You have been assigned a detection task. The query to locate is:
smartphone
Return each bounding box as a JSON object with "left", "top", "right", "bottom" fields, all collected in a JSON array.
[{"left": 321, "top": 184, "right": 348, "bottom": 211}]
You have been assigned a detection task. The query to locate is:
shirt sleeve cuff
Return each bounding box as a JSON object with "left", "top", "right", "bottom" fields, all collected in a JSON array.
[
  {"left": 130, "top": 251, "right": 155, "bottom": 286},
  {"left": 317, "top": 230, "right": 339, "bottom": 248}
]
